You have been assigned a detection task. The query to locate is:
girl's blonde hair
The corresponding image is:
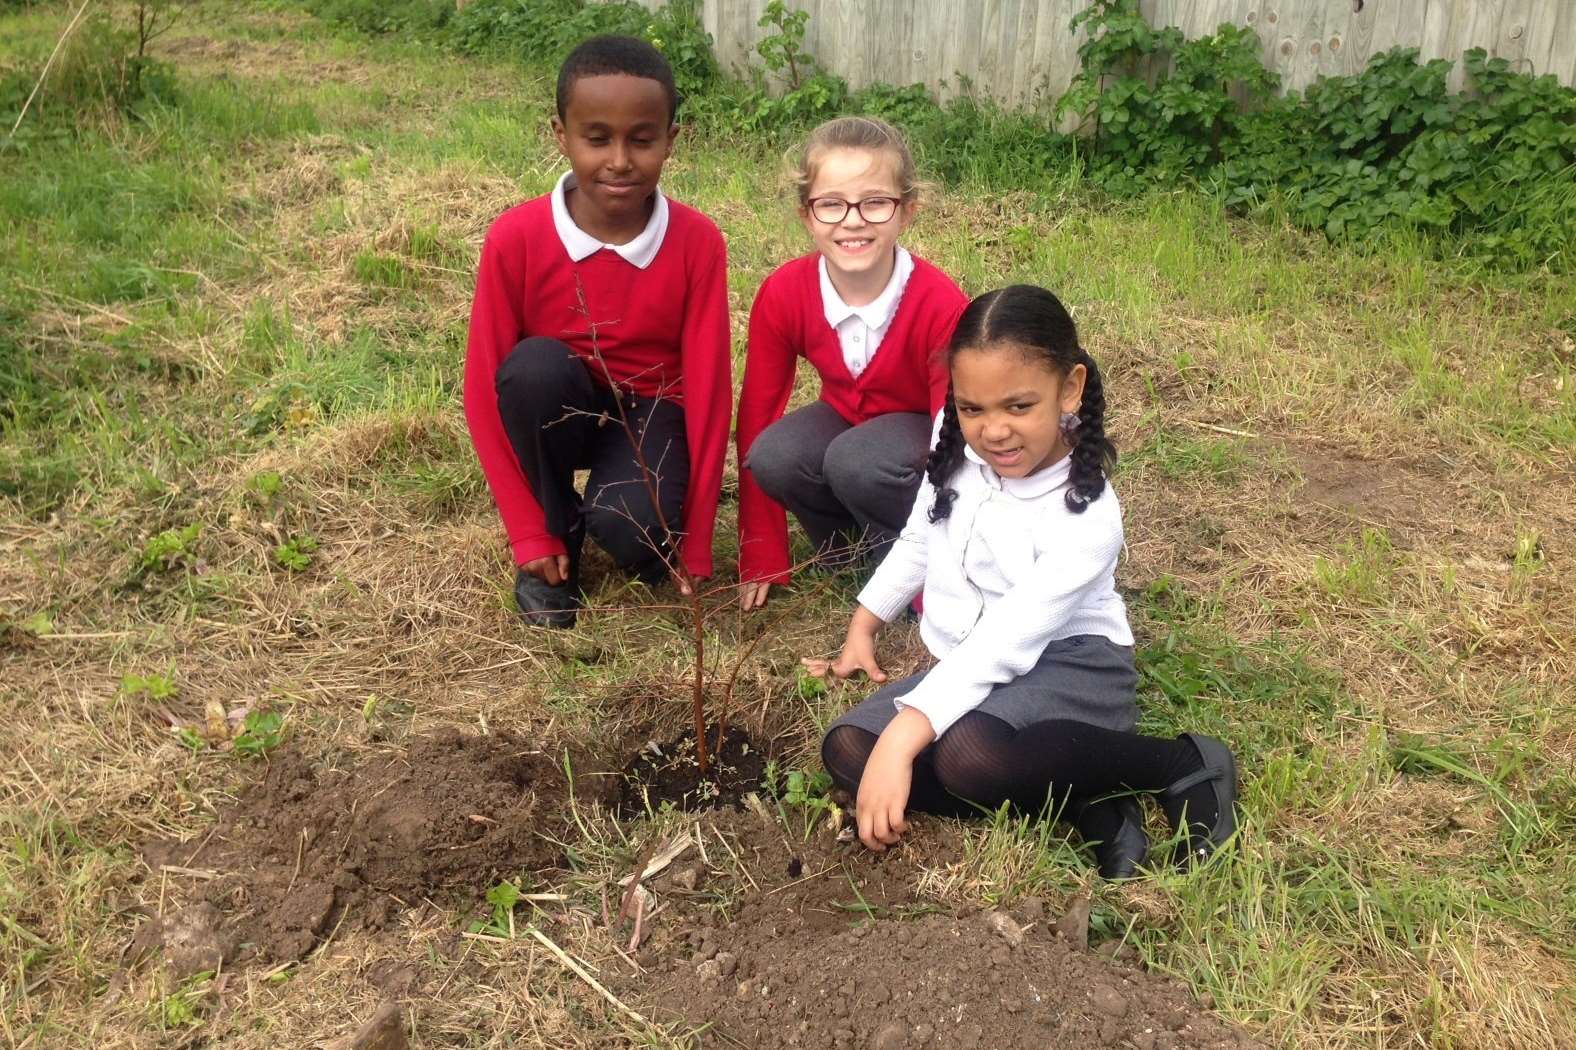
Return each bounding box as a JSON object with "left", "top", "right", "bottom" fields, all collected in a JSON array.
[{"left": 790, "top": 116, "right": 922, "bottom": 205}]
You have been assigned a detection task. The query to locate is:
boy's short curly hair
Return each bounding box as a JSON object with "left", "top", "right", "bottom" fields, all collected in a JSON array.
[{"left": 556, "top": 35, "right": 679, "bottom": 124}]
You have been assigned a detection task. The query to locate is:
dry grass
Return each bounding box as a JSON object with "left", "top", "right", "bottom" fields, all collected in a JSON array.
[{"left": 3, "top": 5, "right": 1574, "bottom": 1049}]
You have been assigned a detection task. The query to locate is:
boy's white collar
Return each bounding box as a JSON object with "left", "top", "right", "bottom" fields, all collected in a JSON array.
[{"left": 550, "top": 171, "right": 669, "bottom": 268}]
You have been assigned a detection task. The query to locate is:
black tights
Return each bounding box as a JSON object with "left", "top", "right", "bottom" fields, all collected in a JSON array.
[{"left": 822, "top": 713, "right": 1217, "bottom": 842}]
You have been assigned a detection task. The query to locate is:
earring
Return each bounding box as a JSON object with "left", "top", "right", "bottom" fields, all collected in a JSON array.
[{"left": 1059, "top": 410, "right": 1082, "bottom": 440}]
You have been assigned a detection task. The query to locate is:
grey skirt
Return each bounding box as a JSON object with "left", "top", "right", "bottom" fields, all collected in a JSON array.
[{"left": 828, "top": 635, "right": 1139, "bottom": 738}]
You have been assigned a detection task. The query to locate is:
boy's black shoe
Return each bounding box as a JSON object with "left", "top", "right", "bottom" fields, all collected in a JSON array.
[
  {"left": 514, "top": 571, "right": 580, "bottom": 628},
  {"left": 1079, "top": 796, "right": 1150, "bottom": 880},
  {"left": 1161, "top": 733, "right": 1239, "bottom": 866},
  {"left": 515, "top": 520, "right": 584, "bottom": 628}
]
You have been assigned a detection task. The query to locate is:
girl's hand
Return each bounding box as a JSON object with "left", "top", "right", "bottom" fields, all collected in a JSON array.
[
  {"left": 828, "top": 633, "right": 887, "bottom": 682},
  {"left": 856, "top": 748, "right": 912, "bottom": 851},
  {"left": 854, "top": 710, "right": 936, "bottom": 851},
  {"left": 522, "top": 554, "right": 572, "bottom": 586},
  {"left": 802, "top": 604, "right": 889, "bottom": 682},
  {"left": 739, "top": 580, "right": 772, "bottom": 610}
]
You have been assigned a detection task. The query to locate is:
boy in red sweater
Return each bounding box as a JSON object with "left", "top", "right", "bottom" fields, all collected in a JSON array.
[
  {"left": 736, "top": 117, "right": 967, "bottom": 609},
  {"left": 464, "top": 36, "right": 731, "bottom": 627}
]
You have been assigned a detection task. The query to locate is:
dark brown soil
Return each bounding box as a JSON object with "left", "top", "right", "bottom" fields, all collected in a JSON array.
[
  {"left": 144, "top": 730, "right": 574, "bottom": 963},
  {"left": 618, "top": 726, "right": 767, "bottom": 815},
  {"left": 631, "top": 811, "right": 1262, "bottom": 1050}
]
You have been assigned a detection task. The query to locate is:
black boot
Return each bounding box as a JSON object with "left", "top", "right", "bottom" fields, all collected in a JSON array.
[
  {"left": 1160, "top": 733, "right": 1239, "bottom": 866},
  {"left": 1076, "top": 796, "right": 1150, "bottom": 880},
  {"left": 514, "top": 520, "right": 585, "bottom": 628}
]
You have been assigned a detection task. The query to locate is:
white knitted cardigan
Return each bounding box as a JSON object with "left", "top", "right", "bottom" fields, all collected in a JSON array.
[{"left": 856, "top": 442, "right": 1132, "bottom": 737}]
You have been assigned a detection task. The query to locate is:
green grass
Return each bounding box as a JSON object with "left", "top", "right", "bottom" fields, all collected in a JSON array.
[{"left": 2, "top": 3, "right": 1573, "bottom": 1048}]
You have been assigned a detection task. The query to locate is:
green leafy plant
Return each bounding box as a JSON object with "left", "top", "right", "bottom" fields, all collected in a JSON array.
[
  {"left": 775, "top": 767, "right": 836, "bottom": 840},
  {"left": 736, "top": 0, "right": 847, "bottom": 131},
  {"left": 1060, "top": 1, "right": 1574, "bottom": 268},
  {"left": 470, "top": 879, "right": 523, "bottom": 936},
  {"left": 232, "top": 711, "right": 284, "bottom": 759},
  {"left": 137, "top": 522, "right": 201, "bottom": 574},
  {"left": 794, "top": 665, "right": 827, "bottom": 700},
  {"left": 1056, "top": 0, "right": 1275, "bottom": 194},
  {"left": 273, "top": 534, "right": 319, "bottom": 572},
  {"left": 153, "top": 970, "right": 210, "bottom": 1029},
  {"left": 120, "top": 668, "right": 178, "bottom": 701}
]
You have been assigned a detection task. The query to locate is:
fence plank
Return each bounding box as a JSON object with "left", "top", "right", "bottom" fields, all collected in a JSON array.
[{"left": 619, "top": 1, "right": 1576, "bottom": 100}]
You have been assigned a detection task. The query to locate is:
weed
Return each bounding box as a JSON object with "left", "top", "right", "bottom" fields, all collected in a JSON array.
[
  {"left": 153, "top": 971, "right": 210, "bottom": 1030},
  {"left": 470, "top": 878, "right": 523, "bottom": 937},
  {"left": 273, "top": 533, "right": 319, "bottom": 572},
  {"left": 245, "top": 469, "right": 283, "bottom": 504},
  {"left": 120, "top": 668, "right": 177, "bottom": 701},
  {"left": 772, "top": 767, "right": 835, "bottom": 841},
  {"left": 136, "top": 522, "right": 201, "bottom": 574},
  {"left": 1312, "top": 528, "right": 1395, "bottom": 605},
  {"left": 231, "top": 710, "right": 284, "bottom": 759},
  {"left": 794, "top": 664, "right": 827, "bottom": 700}
]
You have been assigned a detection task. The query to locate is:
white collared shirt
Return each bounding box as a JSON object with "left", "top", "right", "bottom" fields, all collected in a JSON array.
[
  {"left": 549, "top": 171, "right": 669, "bottom": 268},
  {"left": 857, "top": 418, "right": 1132, "bottom": 737},
  {"left": 819, "top": 246, "right": 914, "bottom": 378}
]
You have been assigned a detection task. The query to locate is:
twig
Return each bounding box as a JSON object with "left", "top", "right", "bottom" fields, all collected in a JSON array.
[
  {"left": 527, "top": 926, "right": 649, "bottom": 1025},
  {"left": 625, "top": 891, "right": 646, "bottom": 954},
  {"left": 7, "top": 0, "right": 95, "bottom": 140},
  {"left": 615, "top": 839, "right": 659, "bottom": 924},
  {"left": 1180, "top": 418, "right": 1259, "bottom": 439},
  {"left": 571, "top": 278, "right": 710, "bottom": 772}
]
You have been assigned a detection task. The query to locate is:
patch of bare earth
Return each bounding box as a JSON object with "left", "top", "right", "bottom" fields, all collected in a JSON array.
[
  {"left": 139, "top": 730, "right": 582, "bottom": 966},
  {"left": 627, "top": 810, "right": 1260, "bottom": 1050}
]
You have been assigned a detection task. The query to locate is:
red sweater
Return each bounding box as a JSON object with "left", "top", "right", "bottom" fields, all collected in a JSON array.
[
  {"left": 463, "top": 194, "right": 732, "bottom": 576},
  {"left": 736, "top": 253, "right": 968, "bottom": 582}
]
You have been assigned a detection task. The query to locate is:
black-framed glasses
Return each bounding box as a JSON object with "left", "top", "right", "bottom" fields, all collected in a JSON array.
[{"left": 806, "top": 196, "right": 902, "bottom": 225}]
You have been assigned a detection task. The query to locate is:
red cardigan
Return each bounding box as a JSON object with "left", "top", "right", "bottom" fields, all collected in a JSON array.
[
  {"left": 736, "top": 253, "right": 968, "bottom": 582},
  {"left": 462, "top": 194, "right": 731, "bottom": 576}
]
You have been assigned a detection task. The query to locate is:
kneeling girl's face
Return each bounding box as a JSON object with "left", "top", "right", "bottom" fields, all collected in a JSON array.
[{"left": 951, "top": 341, "right": 1086, "bottom": 479}]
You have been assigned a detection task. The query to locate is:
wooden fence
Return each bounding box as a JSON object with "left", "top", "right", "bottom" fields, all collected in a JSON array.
[{"left": 631, "top": 1, "right": 1576, "bottom": 104}]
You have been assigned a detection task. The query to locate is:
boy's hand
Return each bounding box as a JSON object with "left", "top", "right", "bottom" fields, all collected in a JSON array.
[
  {"left": 522, "top": 554, "right": 572, "bottom": 586},
  {"left": 739, "top": 580, "right": 772, "bottom": 610}
]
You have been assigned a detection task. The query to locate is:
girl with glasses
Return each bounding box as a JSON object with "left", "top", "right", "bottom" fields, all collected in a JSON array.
[{"left": 735, "top": 116, "right": 969, "bottom": 609}]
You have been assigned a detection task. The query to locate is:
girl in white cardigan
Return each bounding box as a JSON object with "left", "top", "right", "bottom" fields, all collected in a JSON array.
[{"left": 815, "top": 285, "right": 1238, "bottom": 877}]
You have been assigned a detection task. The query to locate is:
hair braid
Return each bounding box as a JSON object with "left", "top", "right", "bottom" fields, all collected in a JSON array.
[
  {"left": 1065, "top": 353, "right": 1115, "bottom": 513},
  {"left": 925, "top": 387, "right": 966, "bottom": 522}
]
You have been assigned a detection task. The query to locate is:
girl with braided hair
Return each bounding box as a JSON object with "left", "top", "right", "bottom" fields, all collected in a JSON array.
[{"left": 811, "top": 285, "right": 1238, "bottom": 877}]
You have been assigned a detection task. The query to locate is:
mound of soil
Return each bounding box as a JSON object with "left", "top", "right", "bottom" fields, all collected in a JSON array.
[
  {"left": 618, "top": 726, "right": 767, "bottom": 815},
  {"left": 146, "top": 730, "right": 572, "bottom": 963},
  {"left": 633, "top": 812, "right": 1260, "bottom": 1050}
]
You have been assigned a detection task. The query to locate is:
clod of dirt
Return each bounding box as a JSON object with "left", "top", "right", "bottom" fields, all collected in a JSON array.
[
  {"left": 1054, "top": 894, "right": 1093, "bottom": 951},
  {"left": 146, "top": 730, "right": 572, "bottom": 963},
  {"left": 340, "top": 1001, "right": 407, "bottom": 1050},
  {"left": 618, "top": 727, "right": 766, "bottom": 814},
  {"left": 985, "top": 909, "right": 1026, "bottom": 947},
  {"left": 153, "top": 902, "right": 236, "bottom": 979}
]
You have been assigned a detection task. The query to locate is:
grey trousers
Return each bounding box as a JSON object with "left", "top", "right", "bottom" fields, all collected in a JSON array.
[{"left": 743, "top": 401, "right": 930, "bottom": 565}]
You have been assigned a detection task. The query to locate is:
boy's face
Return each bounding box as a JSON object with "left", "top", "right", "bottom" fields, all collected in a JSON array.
[{"left": 552, "top": 74, "right": 676, "bottom": 239}]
